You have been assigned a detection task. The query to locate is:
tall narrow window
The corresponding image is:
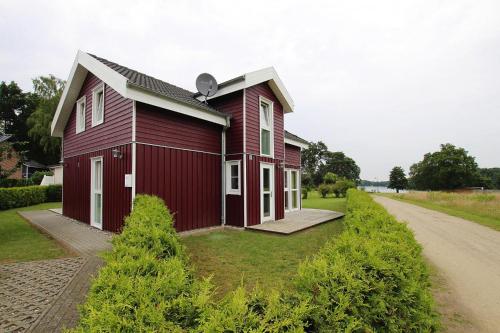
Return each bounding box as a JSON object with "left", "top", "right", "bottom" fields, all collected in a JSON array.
[
  {"left": 226, "top": 160, "right": 241, "bottom": 195},
  {"left": 92, "top": 83, "right": 105, "bottom": 126},
  {"left": 291, "top": 170, "right": 299, "bottom": 209},
  {"left": 260, "top": 97, "right": 273, "bottom": 156},
  {"left": 76, "top": 96, "right": 86, "bottom": 133}
]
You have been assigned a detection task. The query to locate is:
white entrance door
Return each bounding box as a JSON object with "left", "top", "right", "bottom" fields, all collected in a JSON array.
[
  {"left": 90, "top": 157, "right": 103, "bottom": 230},
  {"left": 260, "top": 163, "right": 275, "bottom": 222}
]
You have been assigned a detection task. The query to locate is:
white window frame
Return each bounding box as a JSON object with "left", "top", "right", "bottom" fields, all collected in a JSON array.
[
  {"left": 90, "top": 156, "right": 103, "bottom": 230},
  {"left": 259, "top": 96, "right": 274, "bottom": 157},
  {"left": 75, "top": 96, "right": 86, "bottom": 134},
  {"left": 226, "top": 160, "right": 241, "bottom": 195},
  {"left": 92, "top": 83, "right": 105, "bottom": 127}
]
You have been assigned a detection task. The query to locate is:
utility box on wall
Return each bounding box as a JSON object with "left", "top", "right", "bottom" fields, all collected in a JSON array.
[{"left": 124, "top": 174, "right": 132, "bottom": 187}]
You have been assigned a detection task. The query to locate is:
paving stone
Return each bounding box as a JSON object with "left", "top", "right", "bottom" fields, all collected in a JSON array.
[
  {"left": 0, "top": 258, "right": 86, "bottom": 333},
  {"left": 0, "top": 210, "right": 113, "bottom": 332}
]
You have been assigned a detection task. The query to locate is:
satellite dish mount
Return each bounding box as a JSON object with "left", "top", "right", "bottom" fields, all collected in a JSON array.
[{"left": 196, "top": 73, "right": 218, "bottom": 104}]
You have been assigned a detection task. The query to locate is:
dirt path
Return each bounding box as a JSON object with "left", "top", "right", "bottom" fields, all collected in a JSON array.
[{"left": 373, "top": 196, "right": 500, "bottom": 333}]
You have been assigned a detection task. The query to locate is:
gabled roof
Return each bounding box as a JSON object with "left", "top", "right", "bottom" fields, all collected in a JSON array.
[
  {"left": 196, "top": 67, "right": 295, "bottom": 113},
  {"left": 0, "top": 133, "right": 12, "bottom": 143},
  {"left": 284, "top": 130, "right": 309, "bottom": 149},
  {"left": 51, "top": 51, "right": 230, "bottom": 137},
  {"left": 89, "top": 54, "right": 223, "bottom": 116}
]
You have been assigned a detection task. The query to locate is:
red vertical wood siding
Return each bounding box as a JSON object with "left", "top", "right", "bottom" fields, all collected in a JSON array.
[
  {"left": 62, "top": 144, "right": 132, "bottom": 232},
  {"left": 245, "top": 83, "right": 285, "bottom": 159},
  {"left": 135, "top": 102, "right": 222, "bottom": 154},
  {"left": 135, "top": 144, "right": 221, "bottom": 232},
  {"left": 285, "top": 144, "right": 301, "bottom": 168},
  {"left": 209, "top": 91, "right": 243, "bottom": 154},
  {"left": 63, "top": 73, "right": 132, "bottom": 157},
  {"left": 225, "top": 154, "right": 245, "bottom": 227},
  {"left": 246, "top": 156, "right": 285, "bottom": 226}
]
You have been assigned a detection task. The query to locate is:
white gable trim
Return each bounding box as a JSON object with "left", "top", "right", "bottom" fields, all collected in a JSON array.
[
  {"left": 284, "top": 137, "right": 309, "bottom": 149},
  {"left": 51, "top": 51, "right": 229, "bottom": 137},
  {"left": 198, "top": 67, "right": 295, "bottom": 114}
]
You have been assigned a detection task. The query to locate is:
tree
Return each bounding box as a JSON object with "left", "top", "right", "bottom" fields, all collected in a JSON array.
[
  {"left": 319, "top": 151, "right": 360, "bottom": 183},
  {"left": 0, "top": 81, "right": 37, "bottom": 141},
  {"left": 301, "top": 141, "right": 328, "bottom": 178},
  {"left": 301, "top": 141, "right": 361, "bottom": 186},
  {"left": 27, "top": 75, "right": 64, "bottom": 165},
  {"left": 323, "top": 172, "right": 338, "bottom": 184},
  {"left": 388, "top": 166, "right": 408, "bottom": 193},
  {"left": 478, "top": 168, "right": 500, "bottom": 189},
  {"left": 409, "top": 143, "right": 480, "bottom": 190}
]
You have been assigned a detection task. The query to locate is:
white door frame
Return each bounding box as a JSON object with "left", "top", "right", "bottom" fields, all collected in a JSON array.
[
  {"left": 284, "top": 169, "right": 290, "bottom": 212},
  {"left": 260, "top": 162, "right": 275, "bottom": 223},
  {"left": 284, "top": 169, "right": 300, "bottom": 213},
  {"left": 90, "top": 156, "right": 103, "bottom": 230}
]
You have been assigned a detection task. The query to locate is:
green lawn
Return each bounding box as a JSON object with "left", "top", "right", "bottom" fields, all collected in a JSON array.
[
  {"left": 0, "top": 202, "right": 68, "bottom": 263},
  {"left": 302, "top": 190, "right": 347, "bottom": 211},
  {"left": 379, "top": 192, "right": 500, "bottom": 231},
  {"left": 182, "top": 193, "right": 346, "bottom": 298}
]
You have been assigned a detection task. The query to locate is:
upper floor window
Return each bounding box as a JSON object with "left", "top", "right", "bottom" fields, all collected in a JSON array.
[
  {"left": 92, "top": 83, "right": 105, "bottom": 127},
  {"left": 260, "top": 97, "right": 273, "bottom": 157},
  {"left": 76, "top": 96, "right": 86, "bottom": 133},
  {"left": 226, "top": 160, "right": 241, "bottom": 195}
]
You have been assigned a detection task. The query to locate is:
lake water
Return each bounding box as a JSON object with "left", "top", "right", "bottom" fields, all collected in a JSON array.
[{"left": 359, "top": 186, "right": 407, "bottom": 193}]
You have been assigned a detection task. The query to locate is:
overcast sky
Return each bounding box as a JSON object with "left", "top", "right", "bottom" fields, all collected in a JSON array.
[{"left": 1, "top": 0, "right": 499, "bottom": 180}]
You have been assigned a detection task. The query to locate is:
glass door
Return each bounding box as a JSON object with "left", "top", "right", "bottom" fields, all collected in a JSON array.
[
  {"left": 260, "top": 163, "right": 275, "bottom": 222},
  {"left": 291, "top": 170, "right": 299, "bottom": 210},
  {"left": 284, "top": 170, "right": 290, "bottom": 212},
  {"left": 91, "top": 157, "right": 103, "bottom": 229}
]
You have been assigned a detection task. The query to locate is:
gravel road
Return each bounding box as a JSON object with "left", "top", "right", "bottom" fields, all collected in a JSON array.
[{"left": 373, "top": 196, "right": 500, "bottom": 333}]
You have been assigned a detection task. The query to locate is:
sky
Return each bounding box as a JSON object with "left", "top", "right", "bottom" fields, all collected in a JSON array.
[{"left": 1, "top": 0, "right": 499, "bottom": 180}]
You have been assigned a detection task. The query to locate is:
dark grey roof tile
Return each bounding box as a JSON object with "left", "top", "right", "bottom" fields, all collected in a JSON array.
[{"left": 88, "top": 54, "right": 228, "bottom": 118}]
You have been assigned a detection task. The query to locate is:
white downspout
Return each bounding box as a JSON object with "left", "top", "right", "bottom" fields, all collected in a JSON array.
[
  {"left": 243, "top": 88, "right": 248, "bottom": 227},
  {"left": 131, "top": 101, "right": 137, "bottom": 207},
  {"left": 221, "top": 126, "right": 227, "bottom": 225}
]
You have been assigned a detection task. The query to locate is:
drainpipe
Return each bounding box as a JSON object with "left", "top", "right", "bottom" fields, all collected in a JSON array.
[{"left": 221, "top": 126, "right": 227, "bottom": 225}]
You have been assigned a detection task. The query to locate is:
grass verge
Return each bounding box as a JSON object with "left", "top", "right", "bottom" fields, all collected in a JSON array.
[
  {"left": 379, "top": 192, "right": 500, "bottom": 231},
  {"left": 0, "top": 202, "right": 67, "bottom": 263}
]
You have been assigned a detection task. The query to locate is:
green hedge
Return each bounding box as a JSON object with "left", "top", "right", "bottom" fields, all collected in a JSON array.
[
  {"left": 295, "top": 189, "right": 439, "bottom": 331},
  {"left": 72, "top": 191, "right": 438, "bottom": 332},
  {"left": 71, "top": 195, "right": 310, "bottom": 332},
  {"left": 0, "top": 184, "right": 62, "bottom": 210},
  {"left": 0, "top": 178, "right": 35, "bottom": 188}
]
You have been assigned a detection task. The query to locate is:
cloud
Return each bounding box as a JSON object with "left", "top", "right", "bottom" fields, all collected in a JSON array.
[{"left": 1, "top": 0, "right": 499, "bottom": 179}]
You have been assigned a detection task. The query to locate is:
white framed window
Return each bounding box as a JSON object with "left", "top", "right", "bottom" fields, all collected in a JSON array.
[
  {"left": 76, "top": 96, "right": 86, "bottom": 133},
  {"left": 284, "top": 169, "right": 300, "bottom": 212},
  {"left": 259, "top": 97, "right": 274, "bottom": 157},
  {"left": 226, "top": 160, "right": 241, "bottom": 195},
  {"left": 92, "top": 83, "right": 105, "bottom": 127}
]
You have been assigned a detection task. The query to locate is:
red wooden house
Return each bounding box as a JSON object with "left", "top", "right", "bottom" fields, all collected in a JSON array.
[{"left": 51, "top": 51, "right": 309, "bottom": 232}]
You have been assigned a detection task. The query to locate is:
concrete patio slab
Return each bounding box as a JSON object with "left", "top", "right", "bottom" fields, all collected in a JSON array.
[{"left": 246, "top": 208, "right": 344, "bottom": 234}]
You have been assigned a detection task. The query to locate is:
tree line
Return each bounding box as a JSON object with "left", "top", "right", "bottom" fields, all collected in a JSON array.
[
  {"left": 300, "top": 141, "right": 360, "bottom": 198},
  {"left": 0, "top": 76, "right": 64, "bottom": 177},
  {"left": 388, "top": 143, "right": 500, "bottom": 192}
]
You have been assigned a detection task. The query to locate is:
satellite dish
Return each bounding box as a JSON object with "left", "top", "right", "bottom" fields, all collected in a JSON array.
[{"left": 196, "top": 73, "right": 218, "bottom": 102}]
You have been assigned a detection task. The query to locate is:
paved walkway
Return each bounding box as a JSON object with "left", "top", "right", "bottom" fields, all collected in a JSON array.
[
  {"left": 246, "top": 208, "right": 344, "bottom": 234},
  {"left": 19, "top": 211, "right": 112, "bottom": 257},
  {"left": 0, "top": 211, "right": 112, "bottom": 333},
  {"left": 374, "top": 196, "right": 500, "bottom": 333}
]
